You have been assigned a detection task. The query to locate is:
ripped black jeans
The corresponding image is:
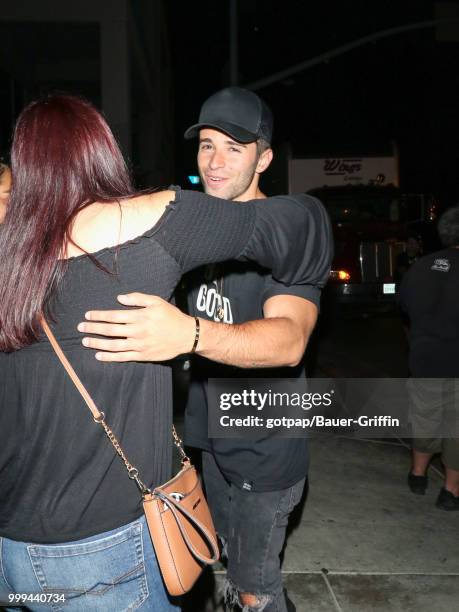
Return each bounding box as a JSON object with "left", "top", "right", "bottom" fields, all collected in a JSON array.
[{"left": 202, "top": 451, "right": 305, "bottom": 612}]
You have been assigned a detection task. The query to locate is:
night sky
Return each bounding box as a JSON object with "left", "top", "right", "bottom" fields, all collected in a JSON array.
[
  {"left": 168, "top": 0, "right": 459, "bottom": 206},
  {"left": 0, "top": 1, "right": 458, "bottom": 206}
]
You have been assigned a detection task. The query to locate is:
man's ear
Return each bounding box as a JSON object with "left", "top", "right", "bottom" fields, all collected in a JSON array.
[{"left": 256, "top": 148, "right": 273, "bottom": 174}]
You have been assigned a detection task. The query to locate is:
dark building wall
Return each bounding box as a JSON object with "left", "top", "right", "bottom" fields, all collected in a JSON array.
[{"left": 0, "top": 0, "right": 174, "bottom": 187}]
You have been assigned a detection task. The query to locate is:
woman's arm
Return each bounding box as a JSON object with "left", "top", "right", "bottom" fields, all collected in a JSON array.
[{"left": 155, "top": 189, "right": 333, "bottom": 287}]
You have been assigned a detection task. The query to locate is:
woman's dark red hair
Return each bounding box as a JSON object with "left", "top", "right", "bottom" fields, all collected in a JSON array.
[{"left": 0, "top": 94, "right": 134, "bottom": 350}]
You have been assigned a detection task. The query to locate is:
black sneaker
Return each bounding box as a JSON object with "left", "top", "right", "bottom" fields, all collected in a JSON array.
[
  {"left": 408, "top": 472, "right": 428, "bottom": 495},
  {"left": 436, "top": 487, "right": 459, "bottom": 511}
]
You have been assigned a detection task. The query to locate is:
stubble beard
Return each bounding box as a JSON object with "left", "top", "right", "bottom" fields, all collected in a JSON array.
[{"left": 201, "top": 162, "right": 258, "bottom": 201}]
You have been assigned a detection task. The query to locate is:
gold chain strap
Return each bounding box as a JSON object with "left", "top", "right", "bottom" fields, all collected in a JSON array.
[
  {"left": 172, "top": 424, "right": 190, "bottom": 463},
  {"left": 40, "top": 316, "right": 190, "bottom": 497},
  {"left": 94, "top": 417, "right": 189, "bottom": 495},
  {"left": 93, "top": 411, "right": 151, "bottom": 495}
]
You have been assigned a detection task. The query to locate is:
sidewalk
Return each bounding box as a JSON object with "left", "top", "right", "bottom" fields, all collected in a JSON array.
[{"left": 183, "top": 434, "right": 459, "bottom": 612}]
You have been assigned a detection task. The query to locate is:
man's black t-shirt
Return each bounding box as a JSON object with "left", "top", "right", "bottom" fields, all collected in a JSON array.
[
  {"left": 184, "top": 194, "right": 333, "bottom": 492},
  {"left": 400, "top": 247, "right": 459, "bottom": 377}
]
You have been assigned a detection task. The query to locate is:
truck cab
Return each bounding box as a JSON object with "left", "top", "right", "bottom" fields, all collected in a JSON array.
[{"left": 309, "top": 185, "right": 437, "bottom": 308}]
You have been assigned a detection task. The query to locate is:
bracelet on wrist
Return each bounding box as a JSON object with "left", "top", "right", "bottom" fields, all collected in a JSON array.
[{"left": 190, "top": 317, "right": 200, "bottom": 354}]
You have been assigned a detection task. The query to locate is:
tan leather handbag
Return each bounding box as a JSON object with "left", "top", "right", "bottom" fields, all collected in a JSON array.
[
  {"left": 143, "top": 459, "right": 219, "bottom": 595},
  {"left": 41, "top": 317, "right": 219, "bottom": 596}
]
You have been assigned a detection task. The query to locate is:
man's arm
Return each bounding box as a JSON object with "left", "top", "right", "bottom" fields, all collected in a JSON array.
[
  {"left": 197, "top": 294, "right": 316, "bottom": 367},
  {"left": 78, "top": 292, "right": 317, "bottom": 367}
]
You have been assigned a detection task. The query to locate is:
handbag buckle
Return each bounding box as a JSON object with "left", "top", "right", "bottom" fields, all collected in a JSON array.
[{"left": 128, "top": 467, "right": 151, "bottom": 495}]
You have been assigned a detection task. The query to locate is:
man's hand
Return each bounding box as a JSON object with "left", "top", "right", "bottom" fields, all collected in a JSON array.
[
  {"left": 78, "top": 293, "right": 195, "bottom": 362},
  {"left": 79, "top": 292, "right": 317, "bottom": 368}
]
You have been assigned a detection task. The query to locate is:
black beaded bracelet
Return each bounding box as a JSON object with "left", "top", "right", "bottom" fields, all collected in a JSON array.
[{"left": 190, "top": 317, "right": 200, "bottom": 353}]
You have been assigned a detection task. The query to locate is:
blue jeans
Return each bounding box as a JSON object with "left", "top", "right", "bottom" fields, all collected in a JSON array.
[
  {"left": 0, "top": 515, "right": 179, "bottom": 611},
  {"left": 202, "top": 451, "right": 305, "bottom": 612}
]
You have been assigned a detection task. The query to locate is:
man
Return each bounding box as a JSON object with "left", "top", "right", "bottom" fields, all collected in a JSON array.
[
  {"left": 78, "top": 87, "right": 333, "bottom": 611},
  {"left": 400, "top": 206, "right": 459, "bottom": 511}
]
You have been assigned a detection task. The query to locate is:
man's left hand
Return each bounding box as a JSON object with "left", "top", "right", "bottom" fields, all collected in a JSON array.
[{"left": 78, "top": 293, "right": 195, "bottom": 362}]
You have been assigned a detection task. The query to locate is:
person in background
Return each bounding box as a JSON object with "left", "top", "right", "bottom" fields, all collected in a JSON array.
[
  {"left": 400, "top": 206, "right": 459, "bottom": 511},
  {"left": 0, "top": 159, "right": 11, "bottom": 222},
  {"left": 395, "top": 234, "right": 422, "bottom": 283}
]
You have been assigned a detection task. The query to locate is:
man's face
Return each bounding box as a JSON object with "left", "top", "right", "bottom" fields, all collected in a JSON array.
[
  {"left": 197, "top": 128, "right": 259, "bottom": 200},
  {"left": 0, "top": 167, "right": 11, "bottom": 223}
]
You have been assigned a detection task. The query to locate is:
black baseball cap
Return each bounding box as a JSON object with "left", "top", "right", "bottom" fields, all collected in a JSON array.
[{"left": 184, "top": 87, "right": 273, "bottom": 144}]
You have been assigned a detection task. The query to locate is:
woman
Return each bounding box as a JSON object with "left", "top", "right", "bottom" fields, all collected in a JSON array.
[
  {"left": 0, "top": 95, "right": 322, "bottom": 611},
  {"left": 0, "top": 159, "right": 11, "bottom": 222}
]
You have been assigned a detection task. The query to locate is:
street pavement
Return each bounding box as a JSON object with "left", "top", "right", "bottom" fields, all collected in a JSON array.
[{"left": 179, "top": 314, "right": 459, "bottom": 611}]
